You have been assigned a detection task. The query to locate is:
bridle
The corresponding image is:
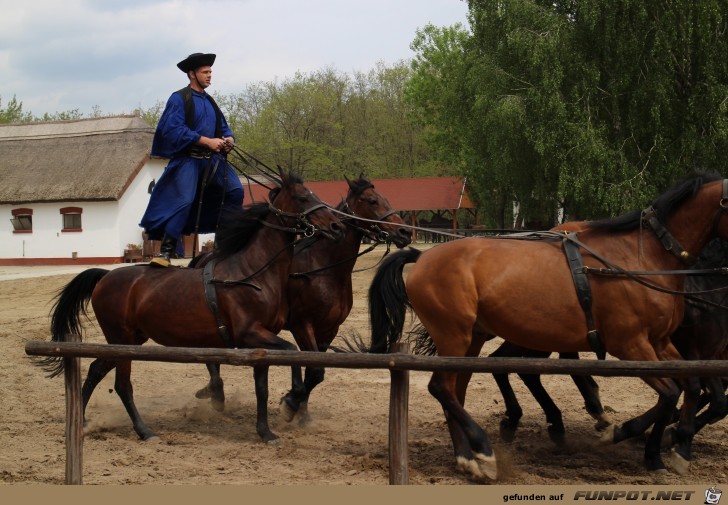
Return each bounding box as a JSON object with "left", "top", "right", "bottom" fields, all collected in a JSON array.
[
  {"left": 287, "top": 199, "right": 403, "bottom": 279},
  {"left": 642, "top": 178, "right": 728, "bottom": 266},
  {"left": 335, "top": 201, "right": 400, "bottom": 244},
  {"left": 262, "top": 200, "right": 330, "bottom": 238}
]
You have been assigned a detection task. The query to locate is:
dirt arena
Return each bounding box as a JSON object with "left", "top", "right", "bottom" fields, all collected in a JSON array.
[{"left": 1, "top": 244, "right": 727, "bottom": 485}]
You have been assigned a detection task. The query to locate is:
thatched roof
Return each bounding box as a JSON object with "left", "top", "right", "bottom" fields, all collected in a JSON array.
[{"left": 0, "top": 116, "right": 154, "bottom": 204}]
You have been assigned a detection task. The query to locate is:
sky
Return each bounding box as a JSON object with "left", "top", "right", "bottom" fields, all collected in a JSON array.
[{"left": 0, "top": 0, "right": 469, "bottom": 117}]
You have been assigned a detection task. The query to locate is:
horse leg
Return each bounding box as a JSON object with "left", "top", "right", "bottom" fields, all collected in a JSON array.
[
  {"left": 295, "top": 366, "right": 326, "bottom": 425},
  {"left": 280, "top": 365, "right": 306, "bottom": 422},
  {"left": 113, "top": 359, "right": 157, "bottom": 441},
  {"left": 195, "top": 363, "right": 225, "bottom": 412},
  {"left": 428, "top": 370, "right": 497, "bottom": 480},
  {"left": 693, "top": 379, "right": 728, "bottom": 432},
  {"left": 253, "top": 364, "right": 278, "bottom": 443},
  {"left": 600, "top": 342, "right": 683, "bottom": 472},
  {"left": 560, "top": 352, "right": 612, "bottom": 432},
  {"left": 489, "top": 343, "right": 524, "bottom": 442},
  {"left": 440, "top": 371, "right": 476, "bottom": 474},
  {"left": 570, "top": 372, "right": 612, "bottom": 431},
  {"left": 81, "top": 358, "right": 116, "bottom": 423},
  {"left": 249, "top": 331, "right": 299, "bottom": 442},
  {"left": 602, "top": 375, "right": 681, "bottom": 472},
  {"left": 667, "top": 375, "right": 702, "bottom": 475},
  {"left": 280, "top": 324, "right": 319, "bottom": 422},
  {"left": 517, "top": 369, "right": 566, "bottom": 445},
  {"left": 295, "top": 337, "right": 335, "bottom": 424},
  {"left": 491, "top": 342, "right": 567, "bottom": 445}
]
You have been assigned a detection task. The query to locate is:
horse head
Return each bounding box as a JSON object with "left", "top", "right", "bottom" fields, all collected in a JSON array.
[
  {"left": 343, "top": 174, "right": 412, "bottom": 248},
  {"left": 267, "top": 168, "right": 344, "bottom": 241}
]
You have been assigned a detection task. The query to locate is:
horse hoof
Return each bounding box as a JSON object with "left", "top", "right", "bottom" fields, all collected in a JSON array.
[
  {"left": 668, "top": 449, "right": 690, "bottom": 476},
  {"left": 599, "top": 424, "right": 616, "bottom": 444},
  {"left": 499, "top": 427, "right": 516, "bottom": 443},
  {"left": 455, "top": 453, "right": 497, "bottom": 481},
  {"left": 143, "top": 435, "right": 162, "bottom": 444},
  {"left": 547, "top": 425, "right": 566, "bottom": 447},
  {"left": 499, "top": 419, "right": 518, "bottom": 443},
  {"left": 211, "top": 399, "right": 225, "bottom": 412},
  {"left": 195, "top": 385, "right": 212, "bottom": 399},
  {"left": 591, "top": 412, "right": 613, "bottom": 432},
  {"left": 263, "top": 435, "right": 281, "bottom": 445},
  {"left": 661, "top": 426, "right": 676, "bottom": 449},
  {"left": 475, "top": 452, "right": 498, "bottom": 480},
  {"left": 279, "top": 400, "right": 296, "bottom": 423}
]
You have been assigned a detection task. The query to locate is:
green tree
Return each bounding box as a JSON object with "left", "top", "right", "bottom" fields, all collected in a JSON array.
[
  {"left": 135, "top": 100, "right": 165, "bottom": 128},
  {"left": 0, "top": 95, "right": 32, "bottom": 123},
  {"left": 408, "top": 0, "right": 728, "bottom": 227},
  {"left": 219, "top": 64, "right": 440, "bottom": 182}
]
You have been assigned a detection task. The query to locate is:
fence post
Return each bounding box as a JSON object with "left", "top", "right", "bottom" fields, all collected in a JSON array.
[
  {"left": 388, "top": 342, "right": 410, "bottom": 485},
  {"left": 64, "top": 355, "right": 83, "bottom": 484}
]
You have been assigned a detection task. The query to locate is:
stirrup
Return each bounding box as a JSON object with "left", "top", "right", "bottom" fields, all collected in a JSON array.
[{"left": 149, "top": 255, "right": 171, "bottom": 268}]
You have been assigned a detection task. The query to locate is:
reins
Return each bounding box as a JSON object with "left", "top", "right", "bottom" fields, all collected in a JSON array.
[
  {"left": 210, "top": 198, "right": 332, "bottom": 287},
  {"left": 288, "top": 202, "right": 399, "bottom": 278}
]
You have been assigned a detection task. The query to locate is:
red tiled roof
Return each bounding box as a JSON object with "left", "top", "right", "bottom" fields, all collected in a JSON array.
[{"left": 241, "top": 176, "right": 474, "bottom": 211}]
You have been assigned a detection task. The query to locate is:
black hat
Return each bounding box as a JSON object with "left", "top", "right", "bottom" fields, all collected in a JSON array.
[{"left": 177, "top": 53, "right": 216, "bottom": 73}]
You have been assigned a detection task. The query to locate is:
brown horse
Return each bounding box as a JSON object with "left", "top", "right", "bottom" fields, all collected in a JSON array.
[
  {"left": 482, "top": 234, "right": 728, "bottom": 473},
  {"left": 39, "top": 170, "right": 344, "bottom": 443},
  {"left": 368, "top": 173, "right": 728, "bottom": 480},
  {"left": 194, "top": 174, "right": 413, "bottom": 420}
]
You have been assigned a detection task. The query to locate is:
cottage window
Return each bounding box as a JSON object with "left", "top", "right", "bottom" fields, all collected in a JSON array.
[
  {"left": 60, "top": 207, "right": 83, "bottom": 232},
  {"left": 11, "top": 208, "right": 33, "bottom": 233}
]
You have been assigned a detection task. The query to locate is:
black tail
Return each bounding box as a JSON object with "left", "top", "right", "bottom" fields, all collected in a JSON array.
[
  {"left": 410, "top": 322, "right": 438, "bottom": 356},
  {"left": 37, "top": 268, "right": 110, "bottom": 378},
  {"left": 367, "top": 247, "right": 422, "bottom": 353}
]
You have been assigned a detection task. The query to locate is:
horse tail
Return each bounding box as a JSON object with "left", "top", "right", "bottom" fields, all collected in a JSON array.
[
  {"left": 38, "top": 268, "right": 109, "bottom": 378},
  {"left": 368, "top": 247, "right": 422, "bottom": 354},
  {"left": 410, "top": 322, "right": 438, "bottom": 356}
]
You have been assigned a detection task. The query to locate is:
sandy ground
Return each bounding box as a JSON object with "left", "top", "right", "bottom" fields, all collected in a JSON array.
[{"left": 1, "top": 244, "right": 727, "bottom": 486}]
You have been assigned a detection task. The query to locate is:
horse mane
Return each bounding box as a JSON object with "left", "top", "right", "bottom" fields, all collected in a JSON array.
[
  {"left": 347, "top": 174, "right": 375, "bottom": 197},
  {"left": 588, "top": 172, "right": 723, "bottom": 232},
  {"left": 214, "top": 203, "right": 270, "bottom": 258},
  {"left": 214, "top": 170, "right": 307, "bottom": 258}
]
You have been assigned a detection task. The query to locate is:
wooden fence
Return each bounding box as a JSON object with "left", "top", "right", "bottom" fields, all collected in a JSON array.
[{"left": 24, "top": 340, "right": 728, "bottom": 485}]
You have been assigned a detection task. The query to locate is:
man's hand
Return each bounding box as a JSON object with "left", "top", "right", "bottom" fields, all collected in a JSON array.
[
  {"left": 199, "top": 137, "right": 228, "bottom": 153},
  {"left": 222, "top": 137, "right": 234, "bottom": 153}
]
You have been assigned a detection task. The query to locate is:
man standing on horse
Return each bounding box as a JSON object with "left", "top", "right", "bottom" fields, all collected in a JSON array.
[{"left": 140, "top": 52, "right": 244, "bottom": 267}]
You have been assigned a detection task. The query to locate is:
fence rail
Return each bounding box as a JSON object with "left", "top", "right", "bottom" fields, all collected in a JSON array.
[{"left": 24, "top": 340, "right": 728, "bottom": 485}]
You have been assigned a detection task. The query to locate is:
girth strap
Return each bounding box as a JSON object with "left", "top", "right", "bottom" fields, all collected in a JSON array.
[
  {"left": 202, "top": 260, "right": 235, "bottom": 348},
  {"left": 563, "top": 234, "right": 607, "bottom": 360}
]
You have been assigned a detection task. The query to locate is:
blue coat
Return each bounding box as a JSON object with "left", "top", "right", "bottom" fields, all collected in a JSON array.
[{"left": 140, "top": 89, "right": 244, "bottom": 240}]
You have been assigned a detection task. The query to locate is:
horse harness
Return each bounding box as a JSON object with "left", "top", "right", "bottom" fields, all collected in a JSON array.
[
  {"left": 561, "top": 178, "right": 728, "bottom": 359},
  {"left": 199, "top": 200, "right": 332, "bottom": 349},
  {"left": 561, "top": 236, "right": 606, "bottom": 359}
]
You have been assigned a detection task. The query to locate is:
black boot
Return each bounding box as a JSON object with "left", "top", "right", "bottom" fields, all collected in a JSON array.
[{"left": 150, "top": 234, "right": 177, "bottom": 267}]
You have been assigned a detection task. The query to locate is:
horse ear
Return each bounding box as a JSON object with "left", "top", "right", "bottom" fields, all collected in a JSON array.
[
  {"left": 277, "top": 165, "right": 288, "bottom": 185},
  {"left": 345, "top": 175, "right": 356, "bottom": 191}
]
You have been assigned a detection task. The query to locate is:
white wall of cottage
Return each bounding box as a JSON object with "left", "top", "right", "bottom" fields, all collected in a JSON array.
[{"left": 0, "top": 158, "right": 166, "bottom": 261}]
